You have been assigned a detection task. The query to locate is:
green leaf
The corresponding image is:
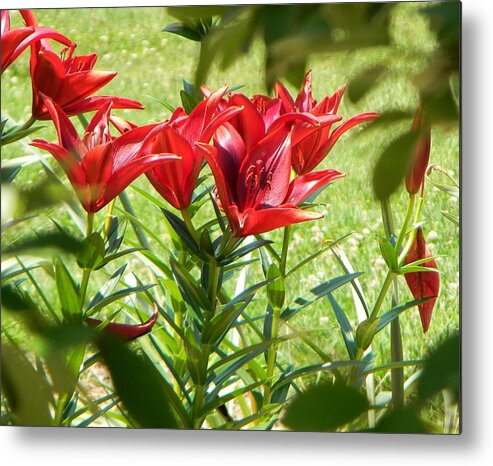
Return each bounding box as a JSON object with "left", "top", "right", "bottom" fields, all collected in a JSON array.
[
  {"left": 1, "top": 340, "right": 54, "bottom": 426},
  {"left": 85, "top": 284, "right": 155, "bottom": 317},
  {"left": 220, "top": 239, "right": 272, "bottom": 265},
  {"left": 282, "top": 381, "right": 369, "bottom": 431},
  {"left": 76, "top": 232, "right": 105, "bottom": 270},
  {"left": 1, "top": 125, "right": 45, "bottom": 145},
  {"left": 3, "top": 230, "right": 82, "bottom": 256},
  {"left": 163, "top": 22, "right": 203, "bottom": 41},
  {"left": 373, "top": 130, "right": 420, "bottom": 200},
  {"left": 375, "top": 297, "right": 431, "bottom": 333},
  {"left": 88, "top": 265, "right": 127, "bottom": 309},
  {"left": 221, "top": 278, "right": 274, "bottom": 312},
  {"left": 170, "top": 258, "right": 210, "bottom": 317},
  {"left": 162, "top": 209, "right": 202, "bottom": 258},
  {"left": 378, "top": 237, "right": 398, "bottom": 271},
  {"left": 286, "top": 234, "right": 350, "bottom": 277},
  {"left": 441, "top": 210, "right": 459, "bottom": 226},
  {"left": 418, "top": 333, "right": 460, "bottom": 403},
  {"left": 369, "top": 408, "right": 427, "bottom": 433},
  {"left": 347, "top": 64, "right": 386, "bottom": 103},
  {"left": 55, "top": 259, "right": 81, "bottom": 322},
  {"left": 282, "top": 273, "right": 363, "bottom": 321},
  {"left": 202, "top": 295, "right": 254, "bottom": 349},
  {"left": 327, "top": 294, "right": 357, "bottom": 359},
  {"left": 98, "top": 336, "right": 181, "bottom": 428},
  {"left": 266, "top": 263, "right": 285, "bottom": 310}
]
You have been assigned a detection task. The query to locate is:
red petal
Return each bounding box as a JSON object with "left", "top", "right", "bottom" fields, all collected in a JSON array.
[
  {"left": 105, "top": 153, "right": 179, "bottom": 209},
  {"left": 295, "top": 70, "right": 316, "bottom": 112},
  {"left": 404, "top": 228, "right": 440, "bottom": 333},
  {"left": 406, "top": 107, "right": 431, "bottom": 195},
  {"left": 303, "top": 112, "right": 379, "bottom": 173},
  {"left": 228, "top": 93, "right": 265, "bottom": 153},
  {"left": 2, "top": 26, "right": 72, "bottom": 73},
  {"left": 179, "top": 85, "right": 228, "bottom": 143},
  {"left": 239, "top": 205, "right": 323, "bottom": 236},
  {"left": 274, "top": 80, "right": 295, "bottom": 113},
  {"left": 285, "top": 169, "right": 345, "bottom": 205},
  {"left": 110, "top": 115, "right": 138, "bottom": 134},
  {"left": 86, "top": 305, "right": 159, "bottom": 341},
  {"left": 111, "top": 123, "right": 158, "bottom": 170},
  {"left": 237, "top": 126, "right": 292, "bottom": 209},
  {"left": 60, "top": 69, "right": 117, "bottom": 107},
  {"left": 197, "top": 143, "right": 236, "bottom": 217},
  {"left": 57, "top": 95, "right": 144, "bottom": 118},
  {"left": 39, "top": 94, "right": 81, "bottom": 152}
]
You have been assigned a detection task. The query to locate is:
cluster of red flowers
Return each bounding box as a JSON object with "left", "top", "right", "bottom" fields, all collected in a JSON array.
[
  {"left": 2, "top": 9, "right": 378, "bottom": 236},
  {"left": 3, "top": 9, "right": 438, "bottom": 334}
]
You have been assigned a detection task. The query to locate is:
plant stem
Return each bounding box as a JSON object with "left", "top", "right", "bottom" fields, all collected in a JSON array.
[
  {"left": 103, "top": 199, "right": 115, "bottom": 238},
  {"left": 395, "top": 194, "right": 416, "bottom": 254},
  {"left": 181, "top": 208, "right": 199, "bottom": 243},
  {"left": 119, "top": 191, "right": 152, "bottom": 250},
  {"left": 263, "top": 305, "right": 281, "bottom": 406},
  {"left": 17, "top": 115, "right": 36, "bottom": 133},
  {"left": 79, "top": 212, "right": 95, "bottom": 310},
  {"left": 280, "top": 226, "right": 291, "bottom": 276},
  {"left": 263, "top": 226, "right": 290, "bottom": 406},
  {"left": 193, "top": 258, "right": 222, "bottom": 428},
  {"left": 380, "top": 199, "right": 404, "bottom": 409}
]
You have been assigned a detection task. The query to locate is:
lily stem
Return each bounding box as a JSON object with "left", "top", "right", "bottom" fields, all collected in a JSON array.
[
  {"left": 181, "top": 208, "right": 200, "bottom": 243},
  {"left": 79, "top": 212, "right": 95, "bottom": 313},
  {"left": 263, "top": 225, "right": 290, "bottom": 406},
  {"left": 193, "top": 258, "right": 222, "bottom": 428},
  {"left": 103, "top": 199, "right": 115, "bottom": 239},
  {"left": 380, "top": 198, "right": 404, "bottom": 410}
]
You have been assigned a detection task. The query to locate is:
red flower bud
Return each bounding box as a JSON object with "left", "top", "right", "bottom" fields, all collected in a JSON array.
[
  {"left": 404, "top": 228, "right": 440, "bottom": 333},
  {"left": 86, "top": 305, "right": 158, "bottom": 341},
  {"left": 406, "top": 107, "right": 431, "bottom": 195}
]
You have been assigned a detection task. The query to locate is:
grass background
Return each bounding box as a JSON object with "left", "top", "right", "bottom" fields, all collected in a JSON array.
[{"left": 1, "top": 5, "right": 459, "bottom": 427}]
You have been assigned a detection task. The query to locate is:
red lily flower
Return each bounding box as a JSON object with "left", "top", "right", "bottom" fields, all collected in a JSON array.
[
  {"left": 275, "top": 70, "right": 379, "bottom": 174},
  {"left": 142, "top": 86, "right": 243, "bottom": 210},
  {"left": 1, "top": 9, "right": 72, "bottom": 73},
  {"left": 198, "top": 109, "right": 344, "bottom": 237},
  {"left": 86, "top": 305, "right": 158, "bottom": 341},
  {"left": 30, "top": 95, "right": 178, "bottom": 212},
  {"left": 406, "top": 106, "right": 432, "bottom": 195},
  {"left": 29, "top": 38, "right": 143, "bottom": 120},
  {"left": 404, "top": 227, "right": 440, "bottom": 333}
]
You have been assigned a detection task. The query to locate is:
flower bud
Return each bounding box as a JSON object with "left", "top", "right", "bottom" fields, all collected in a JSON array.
[
  {"left": 355, "top": 318, "right": 379, "bottom": 351},
  {"left": 406, "top": 107, "right": 431, "bottom": 195},
  {"left": 404, "top": 228, "right": 440, "bottom": 333}
]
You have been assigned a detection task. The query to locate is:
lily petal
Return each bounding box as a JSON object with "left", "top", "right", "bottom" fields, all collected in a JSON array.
[
  {"left": 85, "top": 305, "right": 158, "bottom": 340},
  {"left": 239, "top": 205, "right": 323, "bottom": 236},
  {"left": 285, "top": 169, "right": 345, "bottom": 205}
]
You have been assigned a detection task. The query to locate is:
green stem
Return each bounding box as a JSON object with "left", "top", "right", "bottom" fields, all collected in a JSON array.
[
  {"left": 399, "top": 195, "right": 424, "bottom": 264},
  {"left": 17, "top": 115, "right": 36, "bottom": 133},
  {"left": 280, "top": 226, "right": 291, "bottom": 276},
  {"left": 103, "top": 199, "right": 115, "bottom": 239},
  {"left": 57, "top": 211, "right": 94, "bottom": 424},
  {"left": 390, "top": 283, "right": 404, "bottom": 409},
  {"left": 380, "top": 199, "right": 404, "bottom": 410},
  {"left": 193, "top": 258, "right": 222, "bottom": 428},
  {"left": 79, "top": 212, "right": 94, "bottom": 312},
  {"left": 370, "top": 271, "right": 395, "bottom": 320},
  {"left": 119, "top": 191, "right": 152, "bottom": 250},
  {"left": 181, "top": 208, "right": 200, "bottom": 243},
  {"left": 263, "top": 226, "right": 290, "bottom": 406},
  {"left": 263, "top": 305, "right": 281, "bottom": 406},
  {"left": 395, "top": 194, "right": 416, "bottom": 255}
]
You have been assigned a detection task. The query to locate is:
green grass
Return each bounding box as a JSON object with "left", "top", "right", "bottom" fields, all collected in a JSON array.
[{"left": 1, "top": 5, "right": 459, "bottom": 428}]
